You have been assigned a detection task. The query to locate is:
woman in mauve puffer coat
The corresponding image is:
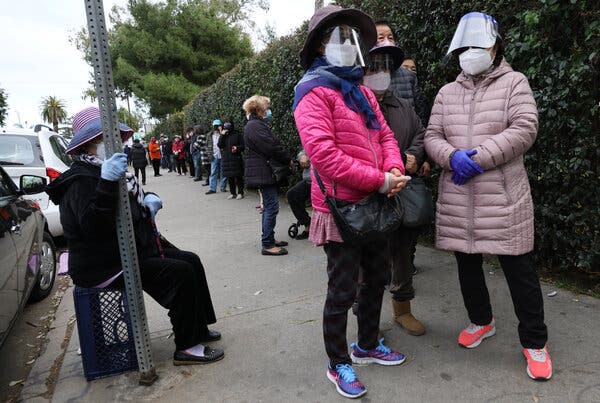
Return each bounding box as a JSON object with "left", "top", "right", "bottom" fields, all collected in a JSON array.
[
  {"left": 293, "top": 6, "right": 411, "bottom": 397},
  {"left": 424, "top": 12, "right": 551, "bottom": 381}
]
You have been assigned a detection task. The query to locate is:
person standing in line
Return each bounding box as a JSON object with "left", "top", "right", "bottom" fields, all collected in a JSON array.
[
  {"left": 285, "top": 150, "right": 312, "bottom": 240},
  {"left": 191, "top": 126, "right": 204, "bottom": 182},
  {"left": 425, "top": 12, "right": 551, "bottom": 380},
  {"left": 162, "top": 135, "right": 174, "bottom": 172},
  {"left": 123, "top": 143, "right": 132, "bottom": 165},
  {"left": 218, "top": 119, "right": 245, "bottom": 199},
  {"left": 243, "top": 95, "right": 291, "bottom": 256},
  {"left": 199, "top": 128, "right": 212, "bottom": 186},
  {"left": 363, "top": 40, "right": 427, "bottom": 336},
  {"left": 206, "top": 119, "right": 227, "bottom": 194},
  {"left": 293, "top": 6, "right": 410, "bottom": 398},
  {"left": 183, "top": 129, "right": 194, "bottom": 177},
  {"left": 172, "top": 135, "right": 186, "bottom": 175},
  {"left": 148, "top": 136, "right": 162, "bottom": 177},
  {"left": 130, "top": 138, "right": 148, "bottom": 185}
]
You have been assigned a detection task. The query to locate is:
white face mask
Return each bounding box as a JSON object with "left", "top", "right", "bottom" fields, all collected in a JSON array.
[
  {"left": 325, "top": 40, "right": 358, "bottom": 67},
  {"left": 363, "top": 71, "right": 391, "bottom": 95},
  {"left": 459, "top": 48, "right": 493, "bottom": 76},
  {"left": 95, "top": 142, "right": 106, "bottom": 160}
]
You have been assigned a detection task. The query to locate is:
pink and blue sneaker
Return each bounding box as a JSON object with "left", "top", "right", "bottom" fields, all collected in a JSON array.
[
  {"left": 350, "top": 338, "right": 406, "bottom": 366},
  {"left": 326, "top": 363, "right": 367, "bottom": 399}
]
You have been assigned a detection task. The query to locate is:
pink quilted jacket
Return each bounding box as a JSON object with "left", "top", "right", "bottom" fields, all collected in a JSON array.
[
  {"left": 294, "top": 85, "right": 404, "bottom": 213},
  {"left": 425, "top": 60, "right": 538, "bottom": 255}
]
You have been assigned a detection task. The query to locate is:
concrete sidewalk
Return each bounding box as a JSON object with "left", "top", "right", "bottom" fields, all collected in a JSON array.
[{"left": 21, "top": 172, "right": 600, "bottom": 402}]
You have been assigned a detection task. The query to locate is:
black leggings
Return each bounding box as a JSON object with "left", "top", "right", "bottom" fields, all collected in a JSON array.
[{"left": 111, "top": 249, "right": 216, "bottom": 351}]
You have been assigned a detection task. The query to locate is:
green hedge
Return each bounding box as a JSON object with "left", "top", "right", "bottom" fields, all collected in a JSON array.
[{"left": 160, "top": 1, "right": 599, "bottom": 273}]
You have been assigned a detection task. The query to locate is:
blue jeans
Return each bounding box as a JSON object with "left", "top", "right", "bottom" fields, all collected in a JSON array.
[
  {"left": 209, "top": 158, "right": 227, "bottom": 191},
  {"left": 260, "top": 185, "right": 279, "bottom": 249},
  {"left": 192, "top": 153, "right": 202, "bottom": 179}
]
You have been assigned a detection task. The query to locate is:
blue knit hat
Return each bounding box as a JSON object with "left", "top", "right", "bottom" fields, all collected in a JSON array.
[{"left": 66, "top": 106, "right": 134, "bottom": 154}]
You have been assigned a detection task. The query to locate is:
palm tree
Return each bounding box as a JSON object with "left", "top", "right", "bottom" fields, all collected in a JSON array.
[{"left": 40, "top": 96, "right": 67, "bottom": 132}]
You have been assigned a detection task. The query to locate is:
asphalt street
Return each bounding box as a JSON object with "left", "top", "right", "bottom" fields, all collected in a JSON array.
[{"left": 19, "top": 170, "right": 600, "bottom": 402}]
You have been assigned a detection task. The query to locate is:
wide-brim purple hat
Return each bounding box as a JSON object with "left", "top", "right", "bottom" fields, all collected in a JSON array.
[{"left": 66, "top": 106, "right": 134, "bottom": 154}]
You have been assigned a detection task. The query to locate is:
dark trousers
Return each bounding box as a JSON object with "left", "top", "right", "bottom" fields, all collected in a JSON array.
[
  {"left": 175, "top": 158, "right": 186, "bottom": 174},
  {"left": 151, "top": 159, "right": 161, "bottom": 176},
  {"left": 455, "top": 251, "right": 548, "bottom": 349},
  {"left": 323, "top": 239, "right": 389, "bottom": 367},
  {"left": 228, "top": 176, "right": 244, "bottom": 196},
  {"left": 134, "top": 167, "right": 146, "bottom": 185},
  {"left": 112, "top": 249, "right": 216, "bottom": 351},
  {"left": 389, "top": 227, "right": 420, "bottom": 301},
  {"left": 286, "top": 179, "right": 311, "bottom": 226},
  {"left": 203, "top": 164, "right": 211, "bottom": 184},
  {"left": 260, "top": 185, "right": 279, "bottom": 249}
]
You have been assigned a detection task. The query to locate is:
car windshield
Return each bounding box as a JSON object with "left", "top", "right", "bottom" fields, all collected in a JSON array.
[{"left": 0, "top": 135, "right": 44, "bottom": 167}]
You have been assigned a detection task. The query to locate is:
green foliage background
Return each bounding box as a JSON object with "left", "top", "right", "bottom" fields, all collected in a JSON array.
[{"left": 158, "top": 0, "right": 599, "bottom": 273}]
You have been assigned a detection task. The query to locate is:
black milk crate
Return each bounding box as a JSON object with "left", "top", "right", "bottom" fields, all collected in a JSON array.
[{"left": 73, "top": 286, "right": 138, "bottom": 380}]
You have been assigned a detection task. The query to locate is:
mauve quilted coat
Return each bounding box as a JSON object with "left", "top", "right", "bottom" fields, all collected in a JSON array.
[
  {"left": 294, "top": 85, "right": 404, "bottom": 213},
  {"left": 424, "top": 60, "right": 538, "bottom": 255}
]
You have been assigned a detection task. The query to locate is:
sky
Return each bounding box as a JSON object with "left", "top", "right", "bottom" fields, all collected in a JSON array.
[{"left": 0, "top": 0, "right": 326, "bottom": 128}]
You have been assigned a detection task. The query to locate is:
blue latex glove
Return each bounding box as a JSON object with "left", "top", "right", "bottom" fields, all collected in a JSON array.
[
  {"left": 451, "top": 149, "right": 483, "bottom": 180},
  {"left": 143, "top": 194, "right": 163, "bottom": 220},
  {"left": 452, "top": 171, "right": 469, "bottom": 185},
  {"left": 100, "top": 153, "right": 128, "bottom": 181}
]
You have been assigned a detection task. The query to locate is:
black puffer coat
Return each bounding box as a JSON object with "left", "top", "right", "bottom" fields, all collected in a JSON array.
[
  {"left": 243, "top": 116, "right": 291, "bottom": 188},
  {"left": 218, "top": 129, "right": 245, "bottom": 177},
  {"left": 130, "top": 143, "right": 148, "bottom": 169}
]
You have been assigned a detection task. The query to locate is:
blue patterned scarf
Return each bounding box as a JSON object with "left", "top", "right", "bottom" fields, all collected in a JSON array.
[{"left": 292, "top": 57, "right": 381, "bottom": 130}]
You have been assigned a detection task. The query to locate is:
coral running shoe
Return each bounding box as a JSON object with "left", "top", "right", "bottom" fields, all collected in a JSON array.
[
  {"left": 458, "top": 320, "right": 496, "bottom": 348},
  {"left": 524, "top": 346, "right": 552, "bottom": 380},
  {"left": 350, "top": 338, "right": 406, "bottom": 366},
  {"left": 326, "top": 364, "right": 366, "bottom": 399}
]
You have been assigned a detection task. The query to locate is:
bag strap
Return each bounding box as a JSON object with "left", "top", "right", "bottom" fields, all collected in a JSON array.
[{"left": 313, "top": 169, "right": 337, "bottom": 196}]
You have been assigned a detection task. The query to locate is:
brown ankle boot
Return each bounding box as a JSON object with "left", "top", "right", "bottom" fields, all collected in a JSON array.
[{"left": 392, "top": 300, "right": 426, "bottom": 336}]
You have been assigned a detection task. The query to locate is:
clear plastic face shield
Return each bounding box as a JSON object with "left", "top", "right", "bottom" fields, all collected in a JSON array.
[
  {"left": 364, "top": 53, "right": 394, "bottom": 95},
  {"left": 323, "top": 25, "right": 367, "bottom": 67},
  {"left": 447, "top": 12, "right": 499, "bottom": 55}
]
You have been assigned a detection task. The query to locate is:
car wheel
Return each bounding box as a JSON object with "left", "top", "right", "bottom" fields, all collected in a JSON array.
[{"left": 28, "top": 232, "right": 57, "bottom": 302}]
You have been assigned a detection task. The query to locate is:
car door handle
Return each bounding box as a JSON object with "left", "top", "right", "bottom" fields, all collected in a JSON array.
[{"left": 10, "top": 224, "right": 22, "bottom": 236}]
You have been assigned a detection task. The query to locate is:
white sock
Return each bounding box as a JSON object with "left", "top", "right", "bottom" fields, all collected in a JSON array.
[{"left": 184, "top": 343, "right": 205, "bottom": 357}]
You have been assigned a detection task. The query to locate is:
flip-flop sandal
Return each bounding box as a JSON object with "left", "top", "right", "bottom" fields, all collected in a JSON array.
[{"left": 275, "top": 240, "right": 288, "bottom": 247}]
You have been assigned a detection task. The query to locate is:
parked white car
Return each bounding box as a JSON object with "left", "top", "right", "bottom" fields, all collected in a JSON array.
[{"left": 0, "top": 126, "right": 71, "bottom": 238}]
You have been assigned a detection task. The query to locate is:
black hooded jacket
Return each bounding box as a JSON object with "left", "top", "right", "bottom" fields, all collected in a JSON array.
[{"left": 46, "top": 161, "right": 159, "bottom": 287}]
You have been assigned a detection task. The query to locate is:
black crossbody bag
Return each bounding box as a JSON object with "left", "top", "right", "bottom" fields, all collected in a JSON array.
[{"left": 313, "top": 170, "right": 405, "bottom": 243}]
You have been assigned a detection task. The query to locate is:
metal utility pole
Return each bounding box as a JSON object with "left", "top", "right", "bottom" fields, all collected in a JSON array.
[
  {"left": 84, "top": 0, "right": 158, "bottom": 386},
  {"left": 315, "top": 0, "right": 324, "bottom": 12}
]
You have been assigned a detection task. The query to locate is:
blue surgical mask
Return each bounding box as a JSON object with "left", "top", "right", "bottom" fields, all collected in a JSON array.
[
  {"left": 223, "top": 124, "right": 232, "bottom": 130},
  {"left": 266, "top": 109, "right": 272, "bottom": 122}
]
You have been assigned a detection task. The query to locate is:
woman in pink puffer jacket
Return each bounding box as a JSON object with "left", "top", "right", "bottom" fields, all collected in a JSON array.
[
  {"left": 292, "top": 6, "right": 410, "bottom": 399},
  {"left": 424, "top": 12, "right": 551, "bottom": 381}
]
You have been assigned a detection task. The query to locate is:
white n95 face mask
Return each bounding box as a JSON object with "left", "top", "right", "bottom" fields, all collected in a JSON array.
[
  {"left": 459, "top": 48, "right": 493, "bottom": 76},
  {"left": 95, "top": 142, "right": 107, "bottom": 160},
  {"left": 325, "top": 40, "right": 358, "bottom": 67},
  {"left": 363, "top": 71, "right": 391, "bottom": 95}
]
